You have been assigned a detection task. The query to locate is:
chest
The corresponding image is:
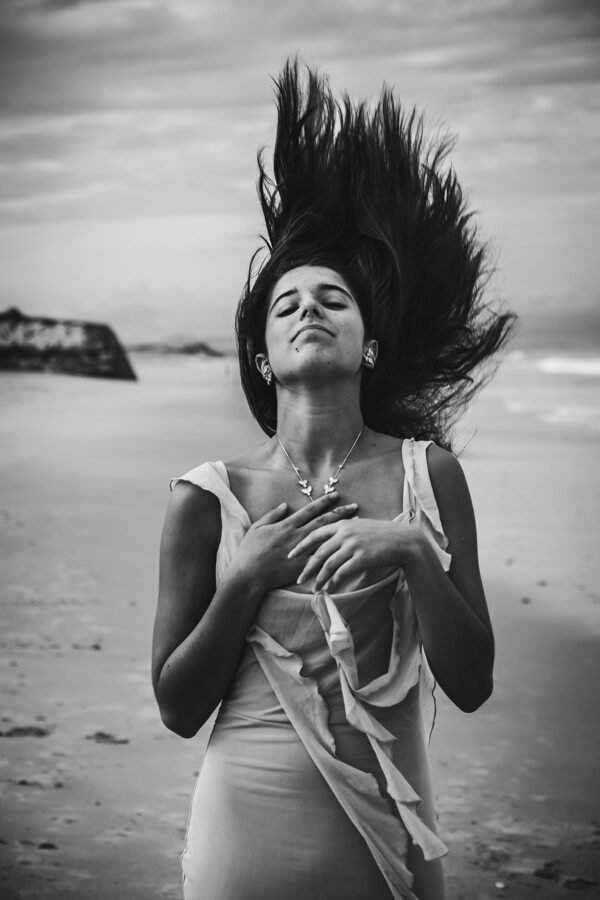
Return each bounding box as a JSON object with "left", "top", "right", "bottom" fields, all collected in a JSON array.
[{"left": 226, "top": 454, "right": 407, "bottom": 525}]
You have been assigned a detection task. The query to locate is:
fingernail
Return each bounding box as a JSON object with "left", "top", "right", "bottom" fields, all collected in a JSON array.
[
  {"left": 287, "top": 549, "right": 296, "bottom": 559},
  {"left": 296, "top": 573, "right": 304, "bottom": 584}
]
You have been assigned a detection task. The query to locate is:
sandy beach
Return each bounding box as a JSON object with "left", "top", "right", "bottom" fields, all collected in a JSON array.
[{"left": 1, "top": 352, "right": 599, "bottom": 899}]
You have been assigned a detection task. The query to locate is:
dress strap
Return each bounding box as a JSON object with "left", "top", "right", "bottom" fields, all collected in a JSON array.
[{"left": 401, "top": 438, "right": 451, "bottom": 573}]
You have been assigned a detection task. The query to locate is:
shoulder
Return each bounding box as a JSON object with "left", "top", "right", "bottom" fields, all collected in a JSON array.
[
  {"left": 165, "top": 477, "right": 222, "bottom": 551},
  {"left": 223, "top": 439, "right": 273, "bottom": 477},
  {"left": 424, "top": 442, "right": 477, "bottom": 541},
  {"left": 425, "top": 442, "right": 465, "bottom": 489},
  {"left": 363, "top": 428, "right": 404, "bottom": 460}
]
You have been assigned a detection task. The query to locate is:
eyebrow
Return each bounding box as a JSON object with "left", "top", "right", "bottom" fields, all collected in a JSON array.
[{"left": 270, "top": 282, "right": 354, "bottom": 311}]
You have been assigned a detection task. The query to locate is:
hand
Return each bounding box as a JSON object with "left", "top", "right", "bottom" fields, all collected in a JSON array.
[
  {"left": 228, "top": 492, "right": 359, "bottom": 594},
  {"left": 288, "top": 516, "right": 420, "bottom": 591}
]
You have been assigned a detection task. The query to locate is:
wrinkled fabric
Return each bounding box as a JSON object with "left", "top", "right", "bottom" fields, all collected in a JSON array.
[{"left": 171, "top": 438, "right": 451, "bottom": 900}]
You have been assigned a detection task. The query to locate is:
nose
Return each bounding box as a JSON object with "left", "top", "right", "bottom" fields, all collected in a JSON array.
[{"left": 298, "top": 292, "right": 323, "bottom": 319}]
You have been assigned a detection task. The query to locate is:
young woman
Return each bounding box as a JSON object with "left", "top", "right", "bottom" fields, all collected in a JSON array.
[{"left": 152, "top": 61, "right": 516, "bottom": 900}]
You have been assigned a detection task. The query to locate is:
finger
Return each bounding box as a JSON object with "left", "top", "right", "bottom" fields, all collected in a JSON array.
[
  {"left": 288, "top": 509, "right": 356, "bottom": 558},
  {"left": 296, "top": 537, "right": 348, "bottom": 584},
  {"left": 288, "top": 503, "right": 358, "bottom": 558},
  {"left": 314, "top": 549, "right": 355, "bottom": 591},
  {"left": 285, "top": 491, "right": 342, "bottom": 527},
  {"left": 310, "top": 503, "right": 359, "bottom": 532},
  {"left": 320, "top": 557, "right": 358, "bottom": 593},
  {"left": 288, "top": 524, "right": 337, "bottom": 559},
  {"left": 252, "top": 502, "right": 288, "bottom": 526}
]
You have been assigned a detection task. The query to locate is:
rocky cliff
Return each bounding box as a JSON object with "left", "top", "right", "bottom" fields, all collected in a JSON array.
[
  {"left": 0, "top": 307, "right": 136, "bottom": 381},
  {"left": 128, "top": 340, "right": 224, "bottom": 357}
]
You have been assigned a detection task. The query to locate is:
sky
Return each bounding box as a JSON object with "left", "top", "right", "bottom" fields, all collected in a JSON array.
[{"left": 0, "top": 0, "right": 599, "bottom": 349}]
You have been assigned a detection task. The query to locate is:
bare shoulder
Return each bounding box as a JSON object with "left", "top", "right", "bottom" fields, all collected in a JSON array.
[
  {"left": 363, "top": 428, "right": 404, "bottom": 460},
  {"left": 164, "top": 479, "right": 222, "bottom": 551},
  {"left": 426, "top": 443, "right": 469, "bottom": 498},
  {"left": 223, "top": 440, "right": 274, "bottom": 477},
  {"left": 425, "top": 442, "right": 478, "bottom": 553}
]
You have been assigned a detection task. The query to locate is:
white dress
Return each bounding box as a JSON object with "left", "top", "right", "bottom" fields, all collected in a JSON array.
[{"left": 170, "top": 439, "right": 451, "bottom": 900}]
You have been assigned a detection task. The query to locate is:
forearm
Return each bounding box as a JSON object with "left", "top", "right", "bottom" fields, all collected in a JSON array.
[
  {"left": 403, "top": 535, "right": 494, "bottom": 712},
  {"left": 155, "top": 566, "right": 264, "bottom": 737}
]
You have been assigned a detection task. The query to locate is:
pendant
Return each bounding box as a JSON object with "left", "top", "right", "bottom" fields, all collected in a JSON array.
[
  {"left": 323, "top": 475, "right": 339, "bottom": 494},
  {"left": 276, "top": 426, "right": 363, "bottom": 505},
  {"left": 298, "top": 479, "right": 313, "bottom": 497}
]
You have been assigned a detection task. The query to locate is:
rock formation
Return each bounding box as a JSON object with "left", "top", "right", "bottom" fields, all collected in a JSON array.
[
  {"left": 128, "top": 340, "right": 224, "bottom": 357},
  {"left": 0, "top": 307, "right": 136, "bottom": 381}
]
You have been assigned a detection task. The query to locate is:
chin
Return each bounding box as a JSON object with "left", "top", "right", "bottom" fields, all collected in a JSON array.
[{"left": 286, "top": 353, "right": 357, "bottom": 382}]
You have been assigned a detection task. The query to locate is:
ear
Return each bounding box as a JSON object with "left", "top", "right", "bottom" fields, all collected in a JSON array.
[
  {"left": 255, "top": 353, "right": 269, "bottom": 376},
  {"left": 364, "top": 339, "right": 378, "bottom": 361}
]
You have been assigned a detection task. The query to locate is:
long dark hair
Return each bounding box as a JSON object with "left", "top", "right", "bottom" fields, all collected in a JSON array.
[{"left": 235, "top": 59, "right": 517, "bottom": 450}]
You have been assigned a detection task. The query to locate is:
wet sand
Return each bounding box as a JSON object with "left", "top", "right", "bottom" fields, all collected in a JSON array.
[{"left": 1, "top": 355, "right": 599, "bottom": 899}]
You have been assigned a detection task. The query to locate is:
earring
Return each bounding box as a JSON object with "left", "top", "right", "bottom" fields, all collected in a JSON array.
[
  {"left": 363, "top": 348, "right": 376, "bottom": 369},
  {"left": 261, "top": 362, "right": 273, "bottom": 385}
]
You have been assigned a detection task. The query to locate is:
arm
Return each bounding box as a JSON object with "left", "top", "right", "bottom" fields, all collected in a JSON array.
[
  {"left": 152, "top": 482, "right": 265, "bottom": 738},
  {"left": 152, "top": 484, "right": 359, "bottom": 738},
  {"left": 290, "top": 445, "right": 494, "bottom": 713},
  {"left": 402, "top": 444, "right": 494, "bottom": 713}
]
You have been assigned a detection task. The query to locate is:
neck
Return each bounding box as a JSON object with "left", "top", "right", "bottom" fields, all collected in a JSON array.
[{"left": 273, "top": 383, "right": 364, "bottom": 473}]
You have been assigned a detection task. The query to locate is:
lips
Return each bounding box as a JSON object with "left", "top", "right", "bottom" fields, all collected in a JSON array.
[{"left": 293, "top": 324, "right": 334, "bottom": 341}]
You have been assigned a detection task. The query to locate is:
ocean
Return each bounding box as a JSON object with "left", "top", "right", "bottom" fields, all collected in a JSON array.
[{"left": 483, "top": 350, "right": 600, "bottom": 434}]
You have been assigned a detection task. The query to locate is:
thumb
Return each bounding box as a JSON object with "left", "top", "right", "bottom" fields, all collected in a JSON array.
[{"left": 253, "top": 502, "right": 288, "bottom": 527}]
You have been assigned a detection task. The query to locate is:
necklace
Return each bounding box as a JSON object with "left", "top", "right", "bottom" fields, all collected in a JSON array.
[{"left": 276, "top": 426, "right": 364, "bottom": 502}]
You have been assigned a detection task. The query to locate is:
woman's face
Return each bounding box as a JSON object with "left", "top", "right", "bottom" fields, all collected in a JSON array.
[{"left": 258, "top": 265, "right": 373, "bottom": 386}]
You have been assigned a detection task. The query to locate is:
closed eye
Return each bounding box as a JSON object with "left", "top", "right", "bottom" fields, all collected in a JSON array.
[
  {"left": 317, "top": 287, "right": 349, "bottom": 308},
  {"left": 277, "top": 299, "right": 343, "bottom": 316}
]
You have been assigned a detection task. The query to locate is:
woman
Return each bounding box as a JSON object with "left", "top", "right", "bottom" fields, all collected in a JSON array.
[{"left": 152, "top": 61, "right": 516, "bottom": 900}]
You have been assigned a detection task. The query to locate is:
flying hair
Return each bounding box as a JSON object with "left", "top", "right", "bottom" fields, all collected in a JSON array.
[{"left": 235, "top": 58, "right": 518, "bottom": 450}]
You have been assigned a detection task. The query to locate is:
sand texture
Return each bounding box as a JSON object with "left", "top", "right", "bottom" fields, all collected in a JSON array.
[{"left": 1, "top": 354, "right": 599, "bottom": 899}]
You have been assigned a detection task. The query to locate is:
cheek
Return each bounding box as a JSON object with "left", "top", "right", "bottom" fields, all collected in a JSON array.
[
  {"left": 342, "top": 315, "right": 366, "bottom": 350},
  {"left": 263, "top": 317, "right": 283, "bottom": 361}
]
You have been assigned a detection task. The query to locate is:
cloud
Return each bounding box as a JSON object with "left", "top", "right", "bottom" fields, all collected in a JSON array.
[
  {"left": 0, "top": 0, "right": 598, "bottom": 338},
  {"left": 0, "top": 180, "right": 118, "bottom": 211}
]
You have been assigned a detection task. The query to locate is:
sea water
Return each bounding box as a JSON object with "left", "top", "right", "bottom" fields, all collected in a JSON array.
[{"left": 483, "top": 350, "right": 600, "bottom": 434}]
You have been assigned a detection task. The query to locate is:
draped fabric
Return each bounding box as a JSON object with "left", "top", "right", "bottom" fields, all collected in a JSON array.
[{"left": 171, "top": 439, "right": 451, "bottom": 900}]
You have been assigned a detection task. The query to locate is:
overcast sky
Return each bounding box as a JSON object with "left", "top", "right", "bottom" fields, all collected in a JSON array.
[{"left": 1, "top": 0, "right": 599, "bottom": 347}]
